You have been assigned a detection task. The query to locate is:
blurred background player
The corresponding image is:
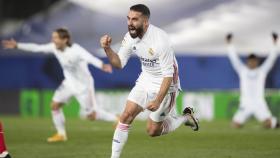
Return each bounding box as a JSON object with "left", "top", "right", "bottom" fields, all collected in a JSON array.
[
  {"left": 0, "top": 122, "right": 11, "bottom": 158},
  {"left": 226, "top": 32, "right": 280, "bottom": 129},
  {"left": 100, "top": 4, "right": 199, "bottom": 158},
  {"left": 2, "top": 28, "right": 118, "bottom": 142}
]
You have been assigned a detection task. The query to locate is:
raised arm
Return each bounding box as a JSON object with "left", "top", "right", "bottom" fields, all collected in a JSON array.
[
  {"left": 100, "top": 34, "right": 132, "bottom": 69},
  {"left": 2, "top": 39, "right": 53, "bottom": 53},
  {"left": 226, "top": 33, "right": 244, "bottom": 73},
  {"left": 260, "top": 32, "right": 279, "bottom": 73}
]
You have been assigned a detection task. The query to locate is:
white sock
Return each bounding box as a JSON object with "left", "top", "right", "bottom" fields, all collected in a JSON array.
[
  {"left": 95, "top": 107, "right": 117, "bottom": 122},
  {"left": 161, "top": 115, "right": 186, "bottom": 135},
  {"left": 111, "top": 122, "right": 130, "bottom": 158},
  {"left": 51, "top": 109, "right": 66, "bottom": 136},
  {"left": 270, "top": 117, "right": 277, "bottom": 129}
]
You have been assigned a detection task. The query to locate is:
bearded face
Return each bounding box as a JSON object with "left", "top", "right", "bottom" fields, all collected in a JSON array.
[
  {"left": 128, "top": 24, "right": 144, "bottom": 39},
  {"left": 127, "top": 11, "right": 147, "bottom": 39}
]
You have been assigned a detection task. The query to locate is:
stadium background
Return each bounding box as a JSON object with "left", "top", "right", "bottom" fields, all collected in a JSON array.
[
  {"left": 1, "top": 0, "right": 280, "bottom": 120},
  {"left": 1, "top": 1, "right": 280, "bottom": 158}
]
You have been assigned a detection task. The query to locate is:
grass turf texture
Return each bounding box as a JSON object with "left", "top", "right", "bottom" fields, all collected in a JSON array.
[{"left": 1, "top": 116, "right": 280, "bottom": 158}]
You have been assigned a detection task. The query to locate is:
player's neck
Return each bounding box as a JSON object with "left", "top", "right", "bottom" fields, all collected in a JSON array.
[{"left": 58, "top": 45, "right": 67, "bottom": 52}]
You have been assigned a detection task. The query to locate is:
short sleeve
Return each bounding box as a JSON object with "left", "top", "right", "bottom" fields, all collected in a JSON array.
[{"left": 117, "top": 33, "right": 133, "bottom": 68}]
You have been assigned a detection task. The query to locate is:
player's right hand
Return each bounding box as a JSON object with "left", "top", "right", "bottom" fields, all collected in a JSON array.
[
  {"left": 100, "top": 35, "right": 112, "bottom": 49},
  {"left": 226, "top": 33, "right": 233, "bottom": 43},
  {"left": 2, "top": 39, "right": 17, "bottom": 49},
  {"left": 272, "top": 32, "right": 278, "bottom": 43}
]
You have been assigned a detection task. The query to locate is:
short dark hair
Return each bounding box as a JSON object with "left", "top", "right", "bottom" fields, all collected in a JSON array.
[
  {"left": 130, "top": 4, "right": 150, "bottom": 18},
  {"left": 247, "top": 53, "right": 258, "bottom": 60},
  {"left": 55, "top": 28, "right": 72, "bottom": 47}
]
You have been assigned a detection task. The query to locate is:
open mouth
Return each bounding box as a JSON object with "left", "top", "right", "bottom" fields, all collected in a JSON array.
[
  {"left": 129, "top": 29, "right": 136, "bottom": 34},
  {"left": 129, "top": 26, "right": 136, "bottom": 33},
  {"left": 128, "top": 26, "right": 139, "bottom": 38}
]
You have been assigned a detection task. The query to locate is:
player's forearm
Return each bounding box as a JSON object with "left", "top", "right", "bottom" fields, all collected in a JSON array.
[
  {"left": 104, "top": 47, "right": 122, "bottom": 69},
  {"left": 262, "top": 45, "right": 278, "bottom": 72},
  {"left": 17, "top": 43, "right": 40, "bottom": 52},
  {"left": 87, "top": 56, "right": 103, "bottom": 69},
  {"left": 17, "top": 43, "right": 49, "bottom": 53},
  {"left": 155, "top": 77, "right": 173, "bottom": 104},
  {"left": 227, "top": 44, "right": 243, "bottom": 72}
]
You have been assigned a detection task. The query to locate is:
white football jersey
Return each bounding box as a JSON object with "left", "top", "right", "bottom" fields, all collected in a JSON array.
[
  {"left": 118, "top": 24, "right": 181, "bottom": 92},
  {"left": 17, "top": 43, "right": 103, "bottom": 93},
  {"left": 227, "top": 44, "right": 278, "bottom": 105}
]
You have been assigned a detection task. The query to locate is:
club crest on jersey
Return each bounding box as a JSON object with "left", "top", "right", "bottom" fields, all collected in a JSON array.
[{"left": 148, "top": 48, "right": 154, "bottom": 56}]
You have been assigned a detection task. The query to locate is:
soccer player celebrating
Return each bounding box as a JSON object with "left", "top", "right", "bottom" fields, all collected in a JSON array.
[
  {"left": 2, "top": 28, "right": 118, "bottom": 142},
  {"left": 226, "top": 32, "right": 280, "bottom": 129},
  {"left": 100, "top": 4, "right": 199, "bottom": 158},
  {"left": 0, "top": 122, "right": 11, "bottom": 158}
]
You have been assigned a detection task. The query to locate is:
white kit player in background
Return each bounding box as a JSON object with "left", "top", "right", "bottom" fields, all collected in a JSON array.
[
  {"left": 100, "top": 4, "right": 199, "bottom": 158},
  {"left": 2, "top": 28, "right": 118, "bottom": 142},
  {"left": 226, "top": 33, "right": 280, "bottom": 129}
]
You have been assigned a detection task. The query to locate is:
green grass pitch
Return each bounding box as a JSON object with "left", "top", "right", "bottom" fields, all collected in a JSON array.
[{"left": 1, "top": 116, "right": 280, "bottom": 158}]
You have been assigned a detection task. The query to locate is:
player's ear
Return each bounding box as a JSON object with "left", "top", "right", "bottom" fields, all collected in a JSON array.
[
  {"left": 143, "top": 17, "right": 149, "bottom": 26},
  {"left": 63, "top": 38, "right": 68, "bottom": 44}
]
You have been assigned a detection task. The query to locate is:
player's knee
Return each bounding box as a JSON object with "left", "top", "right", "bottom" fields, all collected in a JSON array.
[
  {"left": 51, "top": 102, "right": 62, "bottom": 111},
  {"left": 87, "top": 112, "right": 96, "bottom": 121},
  {"left": 146, "top": 127, "right": 161, "bottom": 137},
  {"left": 263, "top": 119, "right": 271, "bottom": 129},
  {"left": 120, "top": 112, "right": 135, "bottom": 124},
  {"left": 232, "top": 122, "right": 242, "bottom": 128}
]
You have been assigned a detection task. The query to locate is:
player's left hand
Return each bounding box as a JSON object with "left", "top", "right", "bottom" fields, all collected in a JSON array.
[
  {"left": 102, "top": 64, "right": 113, "bottom": 73},
  {"left": 147, "top": 100, "right": 161, "bottom": 112}
]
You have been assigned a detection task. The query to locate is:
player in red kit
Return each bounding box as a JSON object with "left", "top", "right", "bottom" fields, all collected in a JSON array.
[{"left": 0, "top": 122, "right": 11, "bottom": 158}]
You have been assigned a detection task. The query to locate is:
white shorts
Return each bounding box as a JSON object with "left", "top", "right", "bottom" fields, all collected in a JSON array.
[
  {"left": 127, "top": 84, "right": 177, "bottom": 122},
  {"left": 52, "top": 81, "right": 97, "bottom": 116},
  {"left": 233, "top": 101, "right": 272, "bottom": 124}
]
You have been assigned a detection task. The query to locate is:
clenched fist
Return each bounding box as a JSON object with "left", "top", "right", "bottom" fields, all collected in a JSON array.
[{"left": 100, "top": 35, "right": 112, "bottom": 49}]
